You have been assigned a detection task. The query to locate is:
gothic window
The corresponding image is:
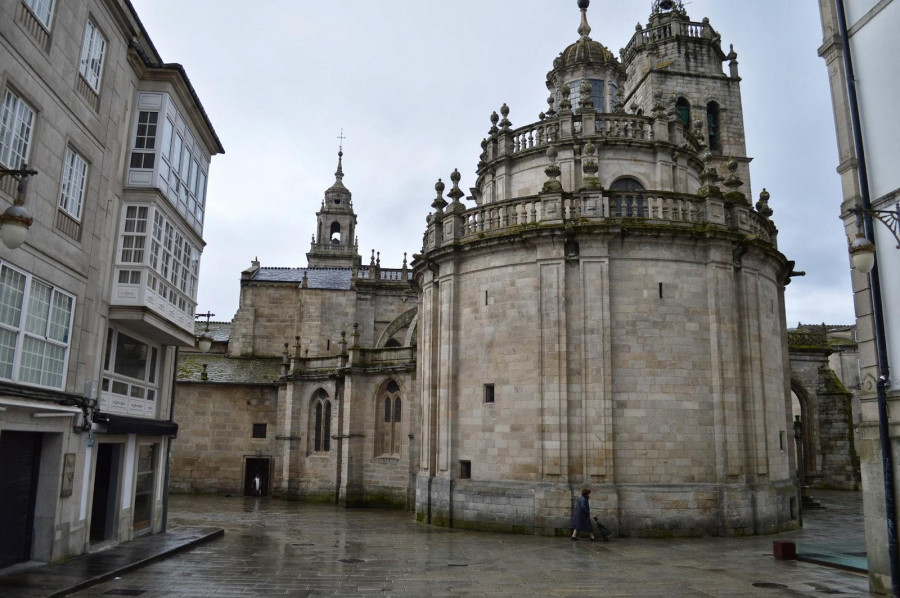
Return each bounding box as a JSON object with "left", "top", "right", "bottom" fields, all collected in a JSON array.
[
  {"left": 311, "top": 390, "right": 331, "bottom": 452},
  {"left": 706, "top": 101, "right": 721, "bottom": 152},
  {"left": 377, "top": 380, "right": 402, "bottom": 455},
  {"left": 330, "top": 221, "right": 341, "bottom": 244},
  {"left": 609, "top": 177, "right": 645, "bottom": 191},
  {"left": 675, "top": 97, "right": 691, "bottom": 128}
]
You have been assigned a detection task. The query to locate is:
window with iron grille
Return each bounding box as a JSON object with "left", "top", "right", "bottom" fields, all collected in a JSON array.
[{"left": 252, "top": 423, "right": 267, "bottom": 439}]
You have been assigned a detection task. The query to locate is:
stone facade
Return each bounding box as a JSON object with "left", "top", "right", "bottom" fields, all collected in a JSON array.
[
  {"left": 174, "top": 0, "right": 800, "bottom": 539},
  {"left": 415, "top": 0, "right": 796, "bottom": 538},
  {"left": 787, "top": 325, "right": 859, "bottom": 490},
  {"left": 0, "top": 0, "right": 221, "bottom": 570},
  {"left": 818, "top": 1, "right": 900, "bottom": 591}
]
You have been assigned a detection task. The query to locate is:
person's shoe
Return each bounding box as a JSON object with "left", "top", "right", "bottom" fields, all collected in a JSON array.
[
  {"left": 571, "top": 536, "right": 577, "bottom": 541},
  {"left": 589, "top": 537, "right": 596, "bottom": 541}
]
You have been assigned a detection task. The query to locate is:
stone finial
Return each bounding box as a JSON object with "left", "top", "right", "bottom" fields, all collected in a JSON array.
[
  {"left": 499, "top": 104, "right": 512, "bottom": 130},
  {"left": 543, "top": 145, "right": 563, "bottom": 193},
  {"left": 282, "top": 342, "right": 289, "bottom": 364},
  {"left": 722, "top": 157, "right": 746, "bottom": 204},
  {"left": 339, "top": 330, "right": 347, "bottom": 354},
  {"left": 756, "top": 188, "right": 774, "bottom": 219},
  {"left": 376, "top": 251, "right": 380, "bottom": 267},
  {"left": 448, "top": 168, "right": 465, "bottom": 203},
  {"left": 559, "top": 83, "right": 572, "bottom": 111},
  {"left": 727, "top": 44, "right": 739, "bottom": 78},
  {"left": 293, "top": 336, "right": 302, "bottom": 357},
  {"left": 546, "top": 94, "right": 556, "bottom": 117},
  {"left": 402, "top": 252, "right": 408, "bottom": 271},
  {"left": 727, "top": 43, "right": 737, "bottom": 61},
  {"left": 301, "top": 270, "right": 308, "bottom": 288},
  {"left": 370, "top": 249, "right": 376, "bottom": 266},
  {"left": 578, "top": 79, "right": 594, "bottom": 110},
  {"left": 432, "top": 178, "right": 447, "bottom": 212},
  {"left": 581, "top": 142, "right": 601, "bottom": 189},
  {"left": 577, "top": 0, "right": 591, "bottom": 39},
  {"left": 352, "top": 322, "right": 360, "bottom": 348},
  {"left": 539, "top": 111, "right": 546, "bottom": 121},
  {"left": 636, "top": 22, "right": 643, "bottom": 31},
  {"left": 489, "top": 111, "right": 500, "bottom": 135},
  {"left": 200, "top": 363, "right": 208, "bottom": 381}
]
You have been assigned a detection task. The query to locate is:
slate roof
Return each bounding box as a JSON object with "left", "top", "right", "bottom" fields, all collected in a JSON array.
[
  {"left": 177, "top": 353, "right": 282, "bottom": 384},
  {"left": 251, "top": 267, "right": 353, "bottom": 289},
  {"left": 191, "top": 321, "right": 231, "bottom": 342}
]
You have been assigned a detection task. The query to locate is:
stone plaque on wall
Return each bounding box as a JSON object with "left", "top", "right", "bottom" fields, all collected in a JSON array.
[{"left": 60, "top": 452, "right": 76, "bottom": 497}]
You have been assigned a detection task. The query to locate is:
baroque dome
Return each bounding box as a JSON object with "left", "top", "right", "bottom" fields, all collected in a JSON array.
[{"left": 548, "top": 0, "right": 619, "bottom": 85}]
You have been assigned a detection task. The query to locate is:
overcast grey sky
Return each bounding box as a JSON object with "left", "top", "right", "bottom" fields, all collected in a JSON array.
[{"left": 130, "top": 0, "right": 854, "bottom": 328}]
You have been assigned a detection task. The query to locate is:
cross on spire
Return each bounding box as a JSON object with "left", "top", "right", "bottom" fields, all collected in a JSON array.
[{"left": 337, "top": 128, "right": 347, "bottom": 152}]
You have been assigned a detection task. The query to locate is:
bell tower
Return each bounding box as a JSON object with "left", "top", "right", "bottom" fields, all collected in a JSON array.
[
  {"left": 622, "top": 0, "right": 751, "bottom": 196},
  {"left": 306, "top": 150, "right": 360, "bottom": 268}
]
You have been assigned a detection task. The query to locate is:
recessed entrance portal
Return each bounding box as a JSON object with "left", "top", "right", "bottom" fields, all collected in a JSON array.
[
  {"left": 91, "top": 443, "right": 123, "bottom": 543},
  {"left": 244, "top": 457, "right": 270, "bottom": 496}
]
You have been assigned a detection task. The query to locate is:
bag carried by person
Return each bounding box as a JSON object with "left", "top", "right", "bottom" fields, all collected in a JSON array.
[{"left": 592, "top": 516, "right": 612, "bottom": 542}]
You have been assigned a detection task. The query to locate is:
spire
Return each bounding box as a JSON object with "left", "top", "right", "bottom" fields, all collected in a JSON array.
[
  {"left": 334, "top": 150, "right": 344, "bottom": 182},
  {"left": 577, "top": 0, "right": 591, "bottom": 39}
]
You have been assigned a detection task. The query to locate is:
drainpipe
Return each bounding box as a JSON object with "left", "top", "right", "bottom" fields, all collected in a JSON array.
[
  {"left": 834, "top": 1, "right": 899, "bottom": 593},
  {"left": 161, "top": 346, "right": 178, "bottom": 533}
]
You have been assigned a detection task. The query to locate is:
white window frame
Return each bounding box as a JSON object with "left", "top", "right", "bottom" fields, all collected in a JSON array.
[
  {"left": 101, "top": 326, "right": 160, "bottom": 417},
  {"left": 59, "top": 147, "right": 88, "bottom": 221},
  {"left": 23, "top": 0, "right": 54, "bottom": 29},
  {"left": 0, "top": 89, "right": 36, "bottom": 169},
  {"left": 78, "top": 19, "right": 107, "bottom": 92},
  {"left": 0, "top": 262, "right": 74, "bottom": 390}
]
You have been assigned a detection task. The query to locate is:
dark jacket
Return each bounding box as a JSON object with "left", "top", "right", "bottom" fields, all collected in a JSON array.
[{"left": 572, "top": 495, "right": 592, "bottom": 532}]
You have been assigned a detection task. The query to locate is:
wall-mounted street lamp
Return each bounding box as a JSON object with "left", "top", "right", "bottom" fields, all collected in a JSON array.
[
  {"left": 847, "top": 202, "right": 900, "bottom": 274},
  {"left": 0, "top": 164, "right": 38, "bottom": 250},
  {"left": 194, "top": 310, "right": 215, "bottom": 352}
]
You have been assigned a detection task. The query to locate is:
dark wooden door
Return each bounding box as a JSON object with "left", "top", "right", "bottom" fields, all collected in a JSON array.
[{"left": 0, "top": 431, "right": 42, "bottom": 568}]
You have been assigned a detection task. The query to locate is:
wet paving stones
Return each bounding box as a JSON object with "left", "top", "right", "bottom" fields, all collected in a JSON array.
[{"left": 29, "top": 490, "right": 881, "bottom": 596}]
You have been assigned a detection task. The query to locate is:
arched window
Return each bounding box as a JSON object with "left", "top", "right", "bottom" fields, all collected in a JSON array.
[
  {"left": 675, "top": 97, "right": 691, "bottom": 128},
  {"left": 377, "top": 380, "right": 402, "bottom": 455},
  {"left": 706, "top": 101, "right": 721, "bottom": 152},
  {"left": 609, "top": 177, "right": 645, "bottom": 191},
  {"left": 384, "top": 338, "right": 401, "bottom": 348},
  {"left": 311, "top": 390, "right": 331, "bottom": 452},
  {"left": 330, "top": 222, "right": 341, "bottom": 244}
]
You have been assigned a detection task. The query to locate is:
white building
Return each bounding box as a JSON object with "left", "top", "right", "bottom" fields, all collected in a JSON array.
[
  {"left": 0, "top": 0, "right": 222, "bottom": 569},
  {"left": 818, "top": 0, "right": 900, "bottom": 594}
]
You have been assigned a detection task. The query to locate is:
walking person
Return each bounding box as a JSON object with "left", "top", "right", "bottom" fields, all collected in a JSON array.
[
  {"left": 252, "top": 473, "right": 262, "bottom": 497},
  {"left": 571, "top": 488, "right": 595, "bottom": 541}
]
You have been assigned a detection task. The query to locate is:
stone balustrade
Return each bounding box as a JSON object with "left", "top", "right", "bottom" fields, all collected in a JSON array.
[
  {"left": 460, "top": 191, "right": 708, "bottom": 238},
  {"left": 508, "top": 114, "right": 655, "bottom": 156},
  {"left": 623, "top": 19, "right": 714, "bottom": 59},
  {"left": 357, "top": 267, "right": 412, "bottom": 281}
]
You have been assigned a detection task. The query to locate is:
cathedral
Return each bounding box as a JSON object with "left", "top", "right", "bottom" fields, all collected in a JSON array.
[{"left": 174, "top": 0, "right": 799, "bottom": 537}]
